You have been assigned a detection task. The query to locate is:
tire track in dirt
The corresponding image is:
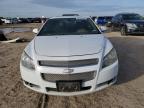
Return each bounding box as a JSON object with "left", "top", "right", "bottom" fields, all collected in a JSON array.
[{"left": 37, "top": 95, "right": 49, "bottom": 108}]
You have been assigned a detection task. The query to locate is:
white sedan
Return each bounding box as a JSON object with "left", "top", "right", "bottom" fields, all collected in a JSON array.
[{"left": 20, "top": 16, "right": 118, "bottom": 96}]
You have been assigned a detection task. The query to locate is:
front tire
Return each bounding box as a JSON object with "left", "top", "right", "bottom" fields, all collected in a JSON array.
[{"left": 121, "top": 26, "right": 128, "bottom": 36}]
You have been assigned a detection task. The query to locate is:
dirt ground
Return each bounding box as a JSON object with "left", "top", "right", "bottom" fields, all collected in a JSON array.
[{"left": 0, "top": 24, "right": 144, "bottom": 108}]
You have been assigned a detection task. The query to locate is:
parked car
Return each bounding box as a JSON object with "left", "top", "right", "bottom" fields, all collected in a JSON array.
[
  {"left": 91, "top": 16, "right": 97, "bottom": 22},
  {"left": 1, "top": 18, "right": 11, "bottom": 24},
  {"left": 0, "top": 30, "right": 7, "bottom": 41},
  {"left": 20, "top": 16, "right": 118, "bottom": 96},
  {"left": 110, "top": 13, "right": 144, "bottom": 35},
  {"left": 31, "top": 18, "right": 41, "bottom": 23},
  {"left": 11, "top": 18, "right": 20, "bottom": 24},
  {"left": 0, "top": 19, "right": 3, "bottom": 25},
  {"left": 97, "top": 16, "right": 113, "bottom": 25},
  {"left": 27, "top": 18, "right": 34, "bottom": 23},
  {"left": 18, "top": 18, "right": 30, "bottom": 23}
]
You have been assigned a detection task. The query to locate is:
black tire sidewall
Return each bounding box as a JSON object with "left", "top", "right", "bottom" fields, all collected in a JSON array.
[{"left": 121, "top": 26, "right": 127, "bottom": 36}]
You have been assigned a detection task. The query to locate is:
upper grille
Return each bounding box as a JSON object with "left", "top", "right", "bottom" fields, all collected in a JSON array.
[
  {"left": 41, "top": 71, "right": 96, "bottom": 82},
  {"left": 39, "top": 58, "right": 99, "bottom": 68}
]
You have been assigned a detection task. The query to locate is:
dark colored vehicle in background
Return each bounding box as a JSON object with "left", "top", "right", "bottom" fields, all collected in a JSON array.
[
  {"left": 0, "top": 19, "right": 3, "bottom": 25},
  {"left": 97, "top": 16, "right": 113, "bottom": 25},
  {"left": 19, "top": 18, "right": 30, "bottom": 23},
  {"left": 31, "top": 18, "right": 42, "bottom": 23},
  {"left": 12, "top": 18, "right": 43, "bottom": 24},
  {"left": 0, "top": 17, "right": 4, "bottom": 25},
  {"left": 110, "top": 13, "right": 144, "bottom": 35},
  {"left": 11, "top": 18, "right": 20, "bottom": 24},
  {"left": 0, "top": 30, "right": 7, "bottom": 41},
  {"left": 27, "top": 18, "right": 34, "bottom": 23},
  {"left": 91, "top": 16, "right": 97, "bottom": 21}
]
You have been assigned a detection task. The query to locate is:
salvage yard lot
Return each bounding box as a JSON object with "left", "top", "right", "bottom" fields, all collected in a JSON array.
[{"left": 0, "top": 24, "right": 144, "bottom": 108}]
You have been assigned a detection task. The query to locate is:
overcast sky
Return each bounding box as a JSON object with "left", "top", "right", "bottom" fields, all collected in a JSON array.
[{"left": 0, "top": 0, "right": 144, "bottom": 17}]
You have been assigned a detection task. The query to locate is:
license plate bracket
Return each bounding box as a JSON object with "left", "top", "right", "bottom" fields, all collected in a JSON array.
[{"left": 56, "top": 80, "right": 81, "bottom": 92}]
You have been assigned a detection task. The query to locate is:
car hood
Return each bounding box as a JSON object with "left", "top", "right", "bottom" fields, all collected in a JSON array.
[
  {"left": 34, "top": 34, "right": 105, "bottom": 57},
  {"left": 125, "top": 20, "right": 144, "bottom": 24}
]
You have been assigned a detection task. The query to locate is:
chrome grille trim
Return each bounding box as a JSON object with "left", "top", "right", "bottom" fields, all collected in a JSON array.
[
  {"left": 39, "top": 58, "right": 98, "bottom": 68},
  {"left": 41, "top": 71, "right": 96, "bottom": 82}
]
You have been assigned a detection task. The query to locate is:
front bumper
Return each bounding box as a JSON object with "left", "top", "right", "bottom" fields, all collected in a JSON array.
[
  {"left": 127, "top": 27, "right": 144, "bottom": 34},
  {"left": 20, "top": 60, "right": 118, "bottom": 96}
]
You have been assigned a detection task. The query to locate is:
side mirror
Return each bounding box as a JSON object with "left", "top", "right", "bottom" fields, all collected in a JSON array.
[{"left": 33, "top": 28, "right": 38, "bottom": 34}]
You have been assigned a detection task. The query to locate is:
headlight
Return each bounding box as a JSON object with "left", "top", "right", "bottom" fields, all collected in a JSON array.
[
  {"left": 21, "top": 51, "right": 35, "bottom": 70},
  {"left": 126, "top": 23, "right": 137, "bottom": 29},
  {"left": 102, "top": 48, "right": 118, "bottom": 68}
]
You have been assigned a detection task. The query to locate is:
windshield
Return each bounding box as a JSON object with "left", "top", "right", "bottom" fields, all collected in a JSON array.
[
  {"left": 38, "top": 18, "right": 100, "bottom": 36},
  {"left": 123, "top": 14, "right": 143, "bottom": 20}
]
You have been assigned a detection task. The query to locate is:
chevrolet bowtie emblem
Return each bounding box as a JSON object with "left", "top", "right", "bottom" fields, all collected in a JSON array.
[{"left": 63, "top": 69, "right": 74, "bottom": 73}]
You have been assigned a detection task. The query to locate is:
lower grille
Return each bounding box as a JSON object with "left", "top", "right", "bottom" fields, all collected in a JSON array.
[
  {"left": 41, "top": 71, "right": 96, "bottom": 82},
  {"left": 46, "top": 86, "right": 91, "bottom": 92}
]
